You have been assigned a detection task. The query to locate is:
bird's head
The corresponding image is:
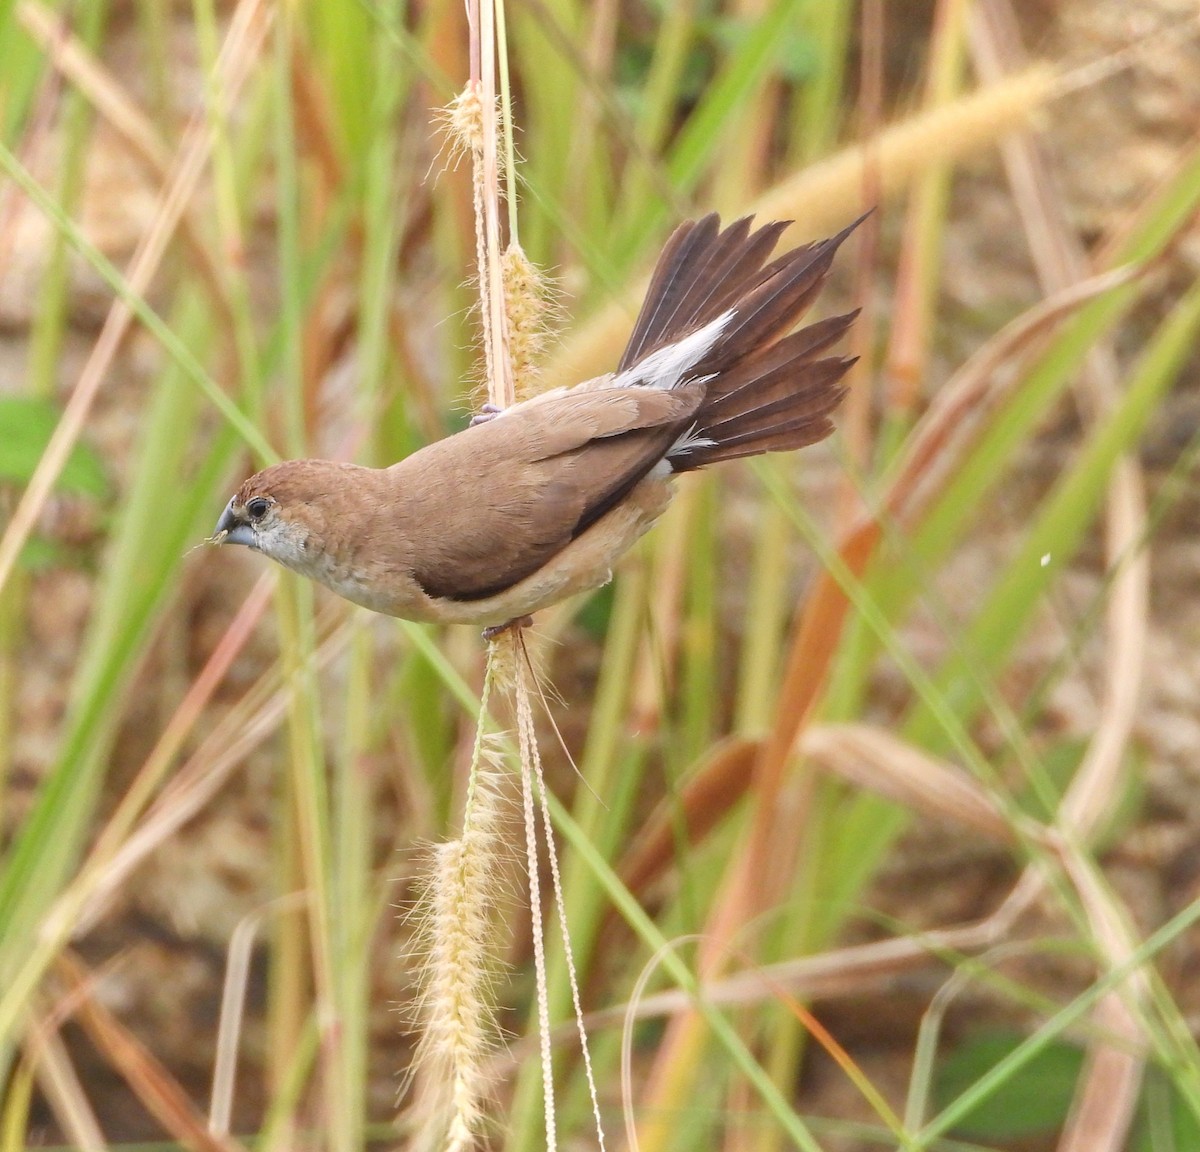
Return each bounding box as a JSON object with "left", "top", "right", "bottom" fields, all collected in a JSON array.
[{"left": 212, "top": 459, "right": 368, "bottom": 575}]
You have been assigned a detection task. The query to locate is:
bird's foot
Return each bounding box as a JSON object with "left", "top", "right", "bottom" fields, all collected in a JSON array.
[
  {"left": 482, "top": 615, "right": 533, "bottom": 642},
  {"left": 470, "top": 403, "right": 502, "bottom": 427}
]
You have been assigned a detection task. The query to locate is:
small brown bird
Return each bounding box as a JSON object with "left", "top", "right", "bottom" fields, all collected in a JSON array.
[{"left": 213, "top": 213, "right": 862, "bottom": 629}]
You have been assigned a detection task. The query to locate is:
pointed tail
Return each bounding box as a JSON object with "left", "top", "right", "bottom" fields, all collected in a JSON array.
[{"left": 618, "top": 212, "right": 865, "bottom": 472}]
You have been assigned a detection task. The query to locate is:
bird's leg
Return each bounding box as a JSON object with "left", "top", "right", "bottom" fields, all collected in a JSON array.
[
  {"left": 482, "top": 615, "right": 533, "bottom": 642},
  {"left": 470, "top": 403, "right": 502, "bottom": 427}
]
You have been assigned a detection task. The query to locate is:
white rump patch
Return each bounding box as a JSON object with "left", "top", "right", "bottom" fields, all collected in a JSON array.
[
  {"left": 648, "top": 458, "right": 674, "bottom": 480},
  {"left": 614, "top": 309, "right": 733, "bottom": 391}
]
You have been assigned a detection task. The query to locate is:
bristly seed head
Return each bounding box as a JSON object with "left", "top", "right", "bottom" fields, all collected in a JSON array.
[
  {"left": 439, "top": 84, "right": 489, "bottom": 167},
  {"left": 501, "top": 243, "right": 559, "bottom": 402},
  {"left": 406, "top": 757, "right": 509, "bottom": 1151}
]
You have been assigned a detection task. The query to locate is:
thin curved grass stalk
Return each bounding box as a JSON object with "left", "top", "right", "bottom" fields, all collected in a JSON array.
[
  {"left": 511, "top": 634, "right": 557, "bottom": 1150},
  {"left": 475, "top": 0, "right": 513, "bottom": 409},
  {"left": 514, "top": 634, "right": 607, "bottom": 1151}
]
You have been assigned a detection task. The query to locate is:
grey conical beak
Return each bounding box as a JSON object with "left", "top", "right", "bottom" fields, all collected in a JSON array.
[{"left": 213, "top": 498, "right": 255, "bottom": 547}]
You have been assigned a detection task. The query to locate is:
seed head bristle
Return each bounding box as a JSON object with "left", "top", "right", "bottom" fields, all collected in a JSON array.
[
  {"left": 487, "top": 627, "right": 523, "bottom": 690},
  {"left": 408, "top": 761, "right": 508, "bottom": 1151},
  {"left": 441, "top": 84, "right": 486, "bottom": 163},
  {"left": 501, "top": 243, "right": 560, "bottom": 401}
]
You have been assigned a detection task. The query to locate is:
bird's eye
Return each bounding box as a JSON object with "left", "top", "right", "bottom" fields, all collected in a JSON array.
[{"left": 246, "top": 497, "right": 271, "bottom": 521}]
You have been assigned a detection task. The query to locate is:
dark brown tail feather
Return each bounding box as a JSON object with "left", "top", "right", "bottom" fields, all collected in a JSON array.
[
  {"left": 618, "top": 215, "right": 791, "bottom": 372},
  {"left": 620, "top": 212, "right": 865, "bottom": 471},
  {"left": 700, "top": 310, "right": 859, "bottom": 415},
  {"left": 670, "top": 361, "right": 854, "bottom": 469},
  {"left": 698, "top": 216, "right": 865, "bottom": 375}
]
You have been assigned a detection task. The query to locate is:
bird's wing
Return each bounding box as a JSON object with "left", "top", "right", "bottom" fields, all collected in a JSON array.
[{"left": 394, "top": 384, "right": 701, "bottom": 601}]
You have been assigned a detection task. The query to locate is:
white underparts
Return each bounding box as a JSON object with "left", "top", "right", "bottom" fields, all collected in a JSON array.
[{"left": 614, "top": 309, "right": 734, "bottom": 391}]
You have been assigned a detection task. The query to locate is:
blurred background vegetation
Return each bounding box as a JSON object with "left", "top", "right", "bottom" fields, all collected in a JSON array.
[{"left": 2, "top": 0, "right": 1200, "bottom": 1149}]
